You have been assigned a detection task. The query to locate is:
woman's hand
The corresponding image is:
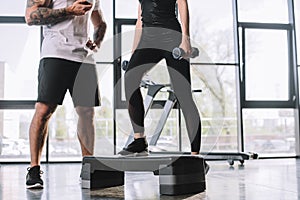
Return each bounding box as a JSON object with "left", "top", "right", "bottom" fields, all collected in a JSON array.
[
  {"left": 177, "top": 0, "right": 192, "bottom": 59},
  {"left": 179, "top": 35, "right": 192, "bottom": 59}
]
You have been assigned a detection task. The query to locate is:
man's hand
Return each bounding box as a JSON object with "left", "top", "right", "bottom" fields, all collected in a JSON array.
[{"left": 66, "top": 0, "right": 93, "bottom": 16}]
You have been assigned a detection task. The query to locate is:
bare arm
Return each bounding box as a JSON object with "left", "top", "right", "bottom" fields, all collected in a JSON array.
[
  {"left": 25, "top": 0, "right": 92, "bottom": 26},
  {"left": 91, "top": 8, "right": 107, "bottom": 48},
  {"left": 177, "top": 0, "right": 192, "bottom": 56},
  {"left": 132, "top": 4, "right": 143, "bottom": 53}
]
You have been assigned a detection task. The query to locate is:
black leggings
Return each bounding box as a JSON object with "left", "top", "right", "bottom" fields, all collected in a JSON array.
[{"left": 125, "top": 47, "right": 202, "bottom": 152}]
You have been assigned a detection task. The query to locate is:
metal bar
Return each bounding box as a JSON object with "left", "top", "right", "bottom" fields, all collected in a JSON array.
[
  {"left": 238, "top": 22, "right": 292, "bottom": 30},
  {"left": 0, "top": 16, "right": 25, "bottom": 23},
  {"left": 113, "top": 0, "right": 117, "bottom": 155},
  {"left": 190, "top": 62, "right": 238, "bottom": 66},
  {"left": 0, "top": 100, "right": 35, "bottom": 109},
  {"left": 114, "top": 18, "right": 137, "bottom": 25},
  {"left": 288, "top": 0, "right": 300, "bottom": 156},
  {"left": 243, "top": 101, "right": 295, "bottom": 108},
  {"left": 233, "top": 0, "right": 244, "bottom": 152},
  {"left": 149, "top": 92, "right": 177, "bottom": 146}
]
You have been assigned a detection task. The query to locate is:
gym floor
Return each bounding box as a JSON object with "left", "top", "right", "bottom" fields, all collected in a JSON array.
[{"left": 0, "top": 158, "right": 298, "bottom": 200}]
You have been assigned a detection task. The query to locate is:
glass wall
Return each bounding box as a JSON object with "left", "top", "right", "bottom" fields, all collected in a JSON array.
[
  {"left": 0, "top": 24, "right": 40, "bottom": 100},
  {"left": 0, "top": 110, "right": 36, "bottom": 162},
  {"left": 244, "top": 29, "right": 289, "bottom": 101},
  {"left": 115, "top": 0, "right": 139, "bottom": 19},
  {"left": 243, "top": 109, "right": 295, "bottom": 156},
  {"left": 238, "top": 0, "right": 297, "bottom": 157},
  {"left": 237, "top": 0, "right": 289, "bottom": 23},
  {"left": 293, "top": 0, "right": 300, "bottom": 157},
  {"left": 0, "top": 0, "right": 27, "bottom": 16},
  {"left": 295, "top": 0, "right": 300, "bottom": 63},
  {"left": 189, "top": 0, "right": 235, "bottom": 63}
]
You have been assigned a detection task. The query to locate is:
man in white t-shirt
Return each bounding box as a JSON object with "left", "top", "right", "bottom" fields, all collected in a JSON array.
[{"left": 25, "top": 0, "right": 106, "bottom": 189}]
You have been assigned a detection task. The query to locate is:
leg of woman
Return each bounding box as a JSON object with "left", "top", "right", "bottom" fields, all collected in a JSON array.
[
  {"left": 119, "top": 48, "right": 163, "bottom": 155},
  {"left": 165, "top": 53, "right": 202, "bottom": 153},
  {"left": 125, "top": 48, "right": 163, "bottom": 136}
]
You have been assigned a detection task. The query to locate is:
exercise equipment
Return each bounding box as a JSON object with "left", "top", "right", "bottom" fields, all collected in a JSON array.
[
  {"left": 124, "top": 81, "right": 176, "bottom": 147},
  {"left": 172, "top": 47, "right": 199, "bottom": 59},
  {"left": 81, "top": 155, "right": 206, "bottom": 195},
  {"left": 150, "top": 151, "right": 258, "bottom": 166}
]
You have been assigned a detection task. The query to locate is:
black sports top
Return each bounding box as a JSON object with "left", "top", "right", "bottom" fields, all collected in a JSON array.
[{"left": 139, "top": 0, "right": 177, "bottom": 26}]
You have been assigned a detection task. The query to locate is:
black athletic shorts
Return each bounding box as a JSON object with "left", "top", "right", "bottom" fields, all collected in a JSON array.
[{"left": 37, "top": 58, "right": 101, "bottom": 107}]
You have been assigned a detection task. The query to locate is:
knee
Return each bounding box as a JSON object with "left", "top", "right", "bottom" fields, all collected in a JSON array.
[
  {"left": 34, "top": 102, "right": 57, "bottom": 121},
  {"left": 76, "top": 107, "right": 95, "bottom": 119},
  {"left": 124, "top": 72, "right": 142, "bottom": 98},
  {"left": 125, "top": 85, "right": 141, "bottom": 103}
]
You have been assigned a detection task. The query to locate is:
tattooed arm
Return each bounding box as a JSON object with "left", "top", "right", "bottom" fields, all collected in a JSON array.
[
  {"left": 91, "top": 8, "right": 107, "bottom": 47},
  {"left": 25, "top": 0, "right": 93, "bottom": 26}
]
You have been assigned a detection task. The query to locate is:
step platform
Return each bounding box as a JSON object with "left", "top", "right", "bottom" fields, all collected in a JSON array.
[{"left": 81, "top": 155, "right": 206, "bottom": 195}]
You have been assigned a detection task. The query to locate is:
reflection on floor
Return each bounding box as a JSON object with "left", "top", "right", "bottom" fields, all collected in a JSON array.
[{"left": 0, "top": 158, "right": 298, "bottom": 200}]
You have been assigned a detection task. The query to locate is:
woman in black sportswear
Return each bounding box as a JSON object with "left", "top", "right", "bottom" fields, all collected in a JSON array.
[{"left": 119, "top": 0, "right": 202, "bottom": 155}]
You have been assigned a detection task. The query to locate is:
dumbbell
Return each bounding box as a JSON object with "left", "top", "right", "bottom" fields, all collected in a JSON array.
[
  {"left": 172, "top": 47, "right": 199, "bottom": 60},
  {"left": 122, "top": 60, "right": 129, "bottom": 71}
]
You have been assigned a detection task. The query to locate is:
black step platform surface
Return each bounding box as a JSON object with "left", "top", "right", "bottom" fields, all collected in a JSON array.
[{"left": 81, "top": 155, "right": 206, "bottom": 195}]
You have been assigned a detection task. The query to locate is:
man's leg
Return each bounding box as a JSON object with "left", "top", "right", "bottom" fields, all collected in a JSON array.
[
  {"left": 75, "top": 106, "right": 95, "bottom": 156},
  {"left": 29, "top": 102, "right": 57, "bottom": 166},
  {"left": 27, "top": 102, "right": 57, "bottom": 189}
]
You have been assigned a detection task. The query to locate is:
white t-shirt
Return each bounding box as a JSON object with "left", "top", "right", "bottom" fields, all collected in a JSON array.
[{"left": 41, "top": 0, "right": 99, "bottom": 64}]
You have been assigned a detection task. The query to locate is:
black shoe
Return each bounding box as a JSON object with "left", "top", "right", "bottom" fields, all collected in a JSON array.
[
  {"left": 204, "top": 161, "right": 210, "bottom": 174},
  {"left": 26, "top": 166, "right": 44, "bottom": 189},
  {"left": 118, "top": 138, "right": 148, "bottom": 156}
]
